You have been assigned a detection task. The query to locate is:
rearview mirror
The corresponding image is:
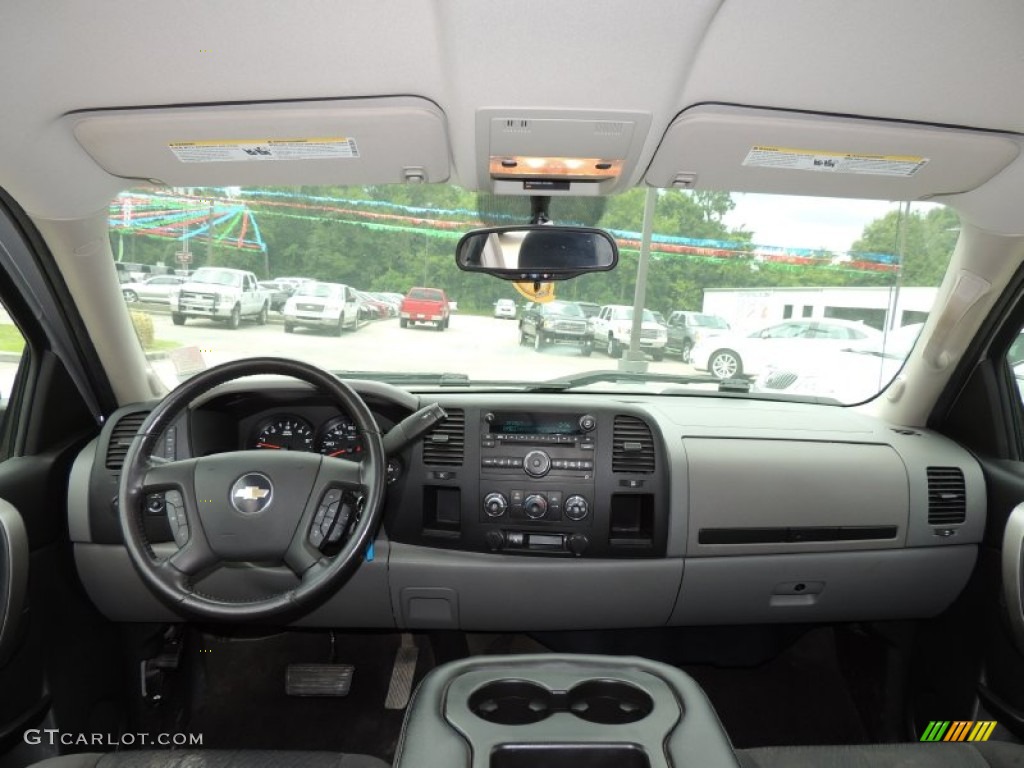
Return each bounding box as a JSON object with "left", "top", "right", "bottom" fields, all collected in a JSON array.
[{"left": 456, "top": 225, "right": 618, "bottom": 281}]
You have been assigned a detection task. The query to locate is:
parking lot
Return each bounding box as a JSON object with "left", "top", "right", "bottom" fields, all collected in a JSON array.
[{"left": 145, "top": 310, "right": 702, "bottom": 389}]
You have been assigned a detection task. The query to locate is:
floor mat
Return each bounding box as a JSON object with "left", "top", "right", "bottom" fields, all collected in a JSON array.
[
  {"left": 183, "top": 629, "right": 432, "bottom": 763},
  {"left": 684, "top": 627, "right": 869, "bottom": 749}
]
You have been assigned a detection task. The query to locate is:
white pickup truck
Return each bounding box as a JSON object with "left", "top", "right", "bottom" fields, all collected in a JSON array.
[
  {"left": 591, "top": 304, "right": 668, "bottom": 361},
  {"left": 170, "top": 267, "right": 271, "bottom": 329}
]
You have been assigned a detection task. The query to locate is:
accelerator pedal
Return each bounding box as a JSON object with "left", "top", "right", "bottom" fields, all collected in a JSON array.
[
  {"left": 384, "top": 634, "right": 419, "bottom": 710},
  {"left": 285, "top": 663, "right": 354, "bottom": 697}
]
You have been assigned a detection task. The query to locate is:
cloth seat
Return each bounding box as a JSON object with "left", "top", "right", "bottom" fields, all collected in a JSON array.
[
  {"left": 736, "top": 742, "right": 1024, "bottom": 768},
  {"left": 29, "top": 751, "right": 389, "bottom": 768}
]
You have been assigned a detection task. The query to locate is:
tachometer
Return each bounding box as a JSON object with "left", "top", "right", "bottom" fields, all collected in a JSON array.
[
  {"left": 317, "top": 415, "right": 363, "bottom": 458},
  {"left": 253, "top": 415, "right": 315, "bottom": 451}
]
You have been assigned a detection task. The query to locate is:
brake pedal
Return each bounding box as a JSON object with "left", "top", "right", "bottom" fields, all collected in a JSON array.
[
  {"left": 285, "top": 663, "right": 354, "bottom": 697},
  {"left": 384, "top": 633, "right": 419, "bottom": 710}
]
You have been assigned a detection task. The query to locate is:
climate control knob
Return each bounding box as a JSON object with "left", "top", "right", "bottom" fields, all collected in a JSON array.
[
  {"left": 483, "top": 492, "right": 508, "bottom": 518},
  {"left": 564, "top": 495, "right": 590, "bottom": 521},
  {"left": 523, "top": 450, "right": 552, "bottom": 478},
  {"left": 523, "top": 494, "right": 548, "bottom": 519}
]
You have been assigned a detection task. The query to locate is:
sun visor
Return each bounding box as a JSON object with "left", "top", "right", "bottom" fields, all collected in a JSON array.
[
  {"left": 69, "top": 97, "right": 450, "bottom": 187},
  {"left": 644, "top": 105, "right": 1020, "bottom": 199}
]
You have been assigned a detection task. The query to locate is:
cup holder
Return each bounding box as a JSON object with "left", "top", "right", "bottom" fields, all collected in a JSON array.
[
  {"left": 468, "top": 679, "right": 653, "bottom": 726},
  {"left": 469, "top": 681, "right": 554, "bottom": 725},
  {"left": 567, "top": 680, "right": 654, "bottom": 724}
]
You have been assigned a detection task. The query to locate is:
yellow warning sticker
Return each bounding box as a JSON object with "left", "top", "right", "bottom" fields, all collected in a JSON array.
[
  {"left": 743, "top": 146, "right": 928, "bottom": 177},
  {"left": 168, "top": 137, "right": 359, "bottom": 163}
]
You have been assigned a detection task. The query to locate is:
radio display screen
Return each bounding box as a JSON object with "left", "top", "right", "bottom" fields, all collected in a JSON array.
[{"left": 490, "top": 412, "right": 582, "bottom": 436}]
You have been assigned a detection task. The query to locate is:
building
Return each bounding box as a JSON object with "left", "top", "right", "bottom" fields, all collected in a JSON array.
[{"left": 702, "top": 286, "right": 937, "bottom": 333}]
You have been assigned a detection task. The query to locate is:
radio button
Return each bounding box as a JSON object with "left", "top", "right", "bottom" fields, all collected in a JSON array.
[
  {"left": 579, "top": 414, "right": 597, "bottom": 432},
  {"left": 524, "top": 450, "right": 552, "bottom": 477}
]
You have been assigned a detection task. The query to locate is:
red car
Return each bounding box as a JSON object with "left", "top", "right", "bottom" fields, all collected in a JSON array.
[{"left": 399, "top": 286, "right": 451, "bottom": 331}]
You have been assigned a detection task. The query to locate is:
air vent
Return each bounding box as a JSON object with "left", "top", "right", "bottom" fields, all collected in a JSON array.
[
  {"left": 612, "top": 415, "right": 655, "bottom": 473},
  {"left": 927, "top": 467, "right": 967, "bottom": 525},
  {"left": 105, "top": 410, "right": 149, "bottom": 470},
  {"left": 423, "top": 408, "right": 465, "bottom": 466}
]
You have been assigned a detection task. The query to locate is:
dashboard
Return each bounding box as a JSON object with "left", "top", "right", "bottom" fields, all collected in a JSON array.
[{"left": 69, "top": 379, "right": 987, "bottom": 631}]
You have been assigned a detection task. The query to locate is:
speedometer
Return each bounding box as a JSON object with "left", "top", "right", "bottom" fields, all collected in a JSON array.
[
  {"left": 253, "top": 415, "right": 315, "bottom": 451},
  {"left": 317, "top": 416, "right": 363, "bottom": 458}
]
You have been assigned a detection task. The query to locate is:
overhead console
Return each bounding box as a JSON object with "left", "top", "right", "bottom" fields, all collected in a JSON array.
[{"left": 385, "top": 404, "right": 670, "bottom": 559}]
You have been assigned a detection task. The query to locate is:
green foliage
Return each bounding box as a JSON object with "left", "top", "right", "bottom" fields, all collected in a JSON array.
[
  {"left": 107, "top": 186, "right": 955, "bottom": 316},
  {"left": 129, "top": 310, "right": 154, "bottom": 348},
  {"left": 851, "top": 205, "right": 959, "bottom": 285}
]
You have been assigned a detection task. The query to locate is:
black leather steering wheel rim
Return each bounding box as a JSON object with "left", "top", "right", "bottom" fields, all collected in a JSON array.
[{"left": 118, "top": 357, "right": 386, "bottom": 622}]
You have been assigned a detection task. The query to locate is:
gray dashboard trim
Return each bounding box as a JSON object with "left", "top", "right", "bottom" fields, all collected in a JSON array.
[
  {"left": 1002, "top": 503, "right": 1024, "bottom": 654},
  {"left": 74, "top": 541, "right": 396, "bottom": 626},
  {"left": 388, "top": 542, "right": 683, "bottom": 631},
  {"left": 670, "top": 545, "right": 976, "bottom": 625},
  {"left": 0, "top": 499, "right": 28, "bottom": 668},
  {"left": 67, "top": 437, "right": 96, "bottom": 543}
]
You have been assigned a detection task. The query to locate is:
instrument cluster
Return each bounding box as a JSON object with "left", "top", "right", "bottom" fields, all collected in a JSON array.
[{"left": 252, "top": 413, "right": 364, "bottom": 458}]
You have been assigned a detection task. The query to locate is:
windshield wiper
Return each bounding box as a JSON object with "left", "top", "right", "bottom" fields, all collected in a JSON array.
[{"left": 526, "top": 370, "right": 722, "bottom": 392}]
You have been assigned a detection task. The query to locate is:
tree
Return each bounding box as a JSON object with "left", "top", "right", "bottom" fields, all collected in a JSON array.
[{"left": 850, "top": 205, "right": 959, "bottom": 286}]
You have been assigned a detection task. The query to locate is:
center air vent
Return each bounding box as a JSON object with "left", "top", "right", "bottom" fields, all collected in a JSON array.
[
  {"left": 105, "top": 410, "right": 149, "bottom": 470},
  {"left": 612, "top": 415, "right": 655, "bottom": 473},
  {"left": 927, "top": 466, "right": 966, "bottom": 525},
  {"left": 423, "top": 408, "right": 465, "bottom": 466}
]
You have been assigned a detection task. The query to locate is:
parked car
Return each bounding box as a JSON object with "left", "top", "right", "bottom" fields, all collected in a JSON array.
[
  {"left": 692, "top": 318, "right": 882, "bottom": 379},
  {"left": 494, "top": 298, "right": 517, "bottom": 319},
  {"left": 120, "top": 274, "right": 185, "bottom": 304},
  {"left": 574, "top": 301, "right": 601, "bottom": 321},
  {"left": 169, "top": 267, "right": 271, "bottom": 328},
  {"left": 665, "top": 311, "right": 731, "bottom": 363},
  {"left": 258, "top": 279, "right": 294, "bottom": 312},
  {"left": 399, "top": 286, "right": 451, "bottom": 330},
  {"left": 274, "top": 276, "right": 315, "bottom": 291},
  {"left": 519, "top": 299, "right": 593, "bottom": 355},
  {"left": 591, "top": 304, "right": 668, "bottom": 360},
  {"left": 282, "top": 281, "right": 361, "bottom": 335},
  {"left": 754, "top": 323, "right": 924, "bottom": 403}
]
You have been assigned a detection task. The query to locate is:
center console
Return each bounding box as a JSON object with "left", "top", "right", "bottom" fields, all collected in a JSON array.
[
  {"left": 394, "top": 654, "right": 741, "bottom": 768},
  {"left": 386, "top": 404, "right": 670, "bottom": 559}
]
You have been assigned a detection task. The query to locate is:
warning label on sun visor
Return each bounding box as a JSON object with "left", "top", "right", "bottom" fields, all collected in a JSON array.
[
  {"left": 168, "top": 138, "right": 360, "bottom": 163},
  {"left": 742, "top": 146, "right": 928, "bottom": 177}
]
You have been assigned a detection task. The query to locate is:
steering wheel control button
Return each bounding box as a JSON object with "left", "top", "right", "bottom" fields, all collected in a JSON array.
[
  {"left": 146, "top": 494, "right": 166, "bottom": 516},
  {"left": 230, "top": 473, "right": 274, "bottom": 515},
  {"left": 523, "top": 450, "right": 552, "bottom": 477}
]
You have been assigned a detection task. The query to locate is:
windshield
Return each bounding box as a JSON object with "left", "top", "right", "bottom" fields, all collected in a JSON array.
[
  {"left": 188, "top": 268, "right": 243, "bottom": 287},
  {"left": 296, "top": 283, "right": 341, "bottom": 299},
  {"left": 692, "top": 314, "right": 728, "bottom": 329},
  {"left": 543, "top": 302, "right": 584, "bottom": 317},
  {"left": 111, "top": 187, "right": 955, "bottom": 402}
]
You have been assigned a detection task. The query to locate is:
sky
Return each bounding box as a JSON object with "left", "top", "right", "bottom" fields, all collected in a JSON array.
[{"left": 723, "top": 193, "right": 905, "bottom": 254}]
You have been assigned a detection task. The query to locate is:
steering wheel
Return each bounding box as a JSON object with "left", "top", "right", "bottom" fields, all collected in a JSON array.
[{"left": 118, "top": 357, "right": 386, "bottom": 622}]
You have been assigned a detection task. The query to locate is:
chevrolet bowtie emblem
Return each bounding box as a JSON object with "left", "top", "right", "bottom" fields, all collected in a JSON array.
[
  {"left": 234, "top": 486, "right": 270, "bottom": 501},
  {"left": 230, "top": 473, "right": 274, "bottom": 514}
]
